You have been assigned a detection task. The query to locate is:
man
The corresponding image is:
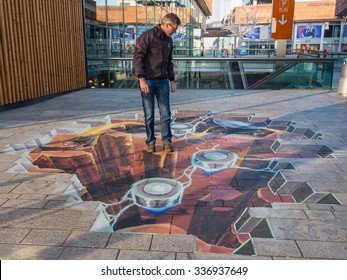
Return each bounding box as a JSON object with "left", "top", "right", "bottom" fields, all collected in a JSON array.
[{"left": 133, "top": 13, "right": 181, "bottom": 153}]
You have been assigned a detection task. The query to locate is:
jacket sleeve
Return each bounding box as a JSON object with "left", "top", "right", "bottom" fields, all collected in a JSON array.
[
  {"left": 133, "top": 32, "right": 151, "bottom": 78},
  {"left": 167, "top": 40, "right": 175, "bottom": 81}
]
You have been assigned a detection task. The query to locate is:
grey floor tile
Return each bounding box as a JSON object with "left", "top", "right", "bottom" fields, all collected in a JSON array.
[
  {"left": 107, "top": 233, "right": 152, "bottom": 250},
  {"left": 117, "top": 250, "right": 175, "bottom": 260},
  {"left": 0, "top": 244, "right": 63, "bottom": 260},
  {"left": 21, "top": 229, "right": 71, "bottom": 246},
  {"left": 59, "top": 247, "right": 119, "bottom": 260},
  {"left": 0, "top": 228, "right": 31, "bottom": 244},
  {"left": 253, "top": 238, "right": 302, "bottom": 258},
  {"left": 64, "top": 230, "right": 111, "bottom": 248},
  {"left": 151, "top": 234, "right": 195, "bottom": 253},
  {"left": 297, "top": 240, "right": 347, "bottom": 259}
]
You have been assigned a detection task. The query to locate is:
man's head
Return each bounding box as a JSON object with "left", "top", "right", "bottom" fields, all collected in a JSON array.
[{"left": 160, "top": 13, "right": 181, "bottom": 37}]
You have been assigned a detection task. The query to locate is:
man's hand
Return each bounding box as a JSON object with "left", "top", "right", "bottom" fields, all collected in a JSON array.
[
  {"left": 170, "top": 80, "right": 177, "bottom": 93},
  {"left": 139, "top": 78, "right": 149, "bottom": 94}
]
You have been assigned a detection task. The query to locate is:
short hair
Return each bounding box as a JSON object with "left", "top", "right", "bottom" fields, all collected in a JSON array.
[{"left": 161, "top": 13, "right": 181, "bottom": 26}]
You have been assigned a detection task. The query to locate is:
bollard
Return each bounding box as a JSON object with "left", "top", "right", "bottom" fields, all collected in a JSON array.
[{"left": 338, "top": 58, "right": 347, "bottom": 97}]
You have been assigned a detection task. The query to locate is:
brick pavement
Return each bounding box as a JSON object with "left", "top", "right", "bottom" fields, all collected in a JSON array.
[{"left": 0, "top": 88, "right": 347, "bottom": 259}]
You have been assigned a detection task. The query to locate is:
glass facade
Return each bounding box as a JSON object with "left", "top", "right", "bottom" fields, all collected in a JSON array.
[{"left": 84, "top": 0, "right": 211, "bottom": 58}]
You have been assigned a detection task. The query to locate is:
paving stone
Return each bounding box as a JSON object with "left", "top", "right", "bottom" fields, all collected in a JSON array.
[
  {"left": 0, "top": 228, "right": 31, "bottom": 244},
  {"left": 21, "top": 229, "right": 71, "bottom": 246},
  {"left": 0, "top": 244, "right": 63, "bottom": 260},
  {"left": 249, "top": 207, "right": 307, "bottom": 219},
  {"left": 64, "top": 230, "right": 111, "bottom": 248},
  {"left": 307, "top": 204, "right": 334, "bottom": 211},
  {"left": 334, "top": 193, "right": 347, "bottom": 204},
  {"left": 297, "top": 241, "right": 347, "bottom": 259},
  {"left": 304, "top": 210, "right": 336, "bottom": 220},
  {"left": 0, "top": 173, "right": 17, "bottom": 181},
  {"left": 0, "top": 181, "right": 20, "bottom": 193},
  {"left": 44, "top": 201, "right": 98, "bottom": 211},
  {"left": 0, "top": 198, "right": 8, "bottom": 206},
  {"left": 176, "top": 253, "right": 271, "bottom": 260},
  {"left": 334, "top": 212, "right": 347, "bottom": 221},
  {"left": 333, "top": 205, "right": 347, "bottom": 211},
  {"left": 252, "top": 238, "right": 302, "bottom": 258},
  {"left": 1, "top": 199, "right": 48, "bottom": 209},
  {"left": 0, "top": 193, "right": 20, "bottom": 199},
  {"left": 0, "top": 208, "right": 98, "bottom": 230},
  {"left": 107, "top": 233, "right": 152, "bottom": 250},
  {"left": 117, "top": 250, "right": 175, "bottom": 260},
  {"left": 0, "top": 154, "right": 20, "bottom": 163},
  {"left": 151, "top": 234, "right": 195, "bottom": 253},
  {"left": 10, "top": 181, "right": 68, "bottom": 195},
  {"left": 271, "top": 202, "right": 308, "bottom": 210},
  {"left": 282, "top": 170, "right": 345, "bottom": 183},
  {"left": 59, "top": 247, "right": 119, "bottom": 260},
  {"left": 45, "top": 195, "right": 69, "bottom": 201},
  {"left": 268, "top": 218, "right": 347, "bottom": 242},
  {"left": 0, "top": 163, "right": 15, "bottom": 172},
  {"left": 18, "top": 194, "right": 47, "bottom": 200}
]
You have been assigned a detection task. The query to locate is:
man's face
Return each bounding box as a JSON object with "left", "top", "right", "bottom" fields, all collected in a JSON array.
[{"left": 163, "top": 22, "right": 179, "bottom": 37}]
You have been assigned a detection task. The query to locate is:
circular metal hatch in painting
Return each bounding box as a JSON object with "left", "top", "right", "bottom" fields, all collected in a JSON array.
[
  {"left": 171, "top": 122, "right": 196, "bottom": 138},
  {"left": 192, "top": 150, "right": 238, "bottom": 175},
  {"left": 131, "top": 178, "right": 184, "bottom": 214}
]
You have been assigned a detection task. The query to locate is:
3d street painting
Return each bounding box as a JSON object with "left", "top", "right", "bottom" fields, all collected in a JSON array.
[{"left": 4, "top": 111, "right": 341, "bottom": 255}]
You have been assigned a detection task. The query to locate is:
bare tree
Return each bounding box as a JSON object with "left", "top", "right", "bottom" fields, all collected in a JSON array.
[{"left": 221, "top": 4, "right": 258, "bottom": 53}]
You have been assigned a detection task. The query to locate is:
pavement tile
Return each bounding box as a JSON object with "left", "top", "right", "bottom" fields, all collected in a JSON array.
[
  {"left": 268, "top": 218, "right": 347, "bottom": 242},
  {"left": 176, "top": 253, "right": 271, "bottom": 260},
  {"left": 253, "top": 238, "right": 302, "bottom": 258},
  {"left": 107, "top": 233, "right": 152, "bottom": 250},
  {"left": 334, "top": 193, "right": 347, "bottom": 205},
  {"left": 0, "top": 163, "right": 15, "bottom": 172},
  {"left": 18, "top": 194, "right": 47, "bottom": 200},
  {"left": 151, "top": 234, "right": 195, "bottom": 253},
  {"left": 0, "top": 193, "right": 20, "bottom": 199},
  {"left": 0, "top": 173, "right": 17, "bottom": 181},
  {"left": 10, "top": 181, "right": 68, "bottom": 195},
  {"left": 21, "top": 229, "right": 71, "bottom": 246},
  {"left": 334, "top": 212, "right": 347, "bottom": 221},
  {"left": 307, "top": 204, "right": 334, "bottom": 211},
  {"left": 44, "top": 200, "right": 99, "bottom": 211},
  {"left": 0, "top": 228, "right": 31, "bottom": 244},
  {"left": 1, "top": 199, "right": 48, "bottom": 209},
  {"left": 0, "top": 244, "right": 64, "bottom": 260},
  {"left": 64, "top": 230, "right": 111, "bottom": 248},
  {"left": 0, "top": 208, "right": 98, "bottom": 230},
  {"left": 0, "top": 181, "right": 20, "bottom": 193},
  {"left": 332, "top": 205, "right": 347, "bottom": 211},
  {"left": 249, "top": 207, "right": 307, "bottom": 219},
  {"left": 45, "top": 195, "right": 69, "bottom": 201},
  {"left": 117, "top": 250, "right": 175, "bottom": 260},
  {"left": 297, "top": 241, "right": 347, "bottom": 259},
  {"left": 304, "top": 210, "right": 336, "bottom": 220},
  {"left": 0, "top": 198, "right": 8, "bottom": 206},
  {"left": 58, "top": 247, "right": 119, "bottom": 260},
  {"left": 271, "top": 202, "right": 308, "bottom": 210}
]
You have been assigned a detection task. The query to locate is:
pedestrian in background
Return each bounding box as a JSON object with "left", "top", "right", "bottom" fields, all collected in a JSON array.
[{"left": 133, "top": 13, "right": 181, "bottom": 153}]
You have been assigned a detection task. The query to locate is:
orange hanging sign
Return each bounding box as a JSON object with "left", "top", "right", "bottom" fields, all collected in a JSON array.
[{"left": 271, "top": 0, "right": 295, "bottom": 40}]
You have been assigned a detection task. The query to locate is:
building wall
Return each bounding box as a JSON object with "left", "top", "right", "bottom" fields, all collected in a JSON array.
[
  {"left": 336, "top": 0, "right": 347, "bottom": 16},
  {"left": 0, "top": 0, "right": 86, "bottom": 106},
  {"left": 235, "top": 0, "right": 338, "bottom": 24}
]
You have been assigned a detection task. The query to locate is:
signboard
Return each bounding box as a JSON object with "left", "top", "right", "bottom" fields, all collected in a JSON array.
[{"left": 271, "top": 0, "right": 295, "bottom": 40}]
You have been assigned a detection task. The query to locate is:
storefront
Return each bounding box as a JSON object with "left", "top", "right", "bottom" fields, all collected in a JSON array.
[{"left": 85, "top": 0, "right": 211, "bottom": 58}]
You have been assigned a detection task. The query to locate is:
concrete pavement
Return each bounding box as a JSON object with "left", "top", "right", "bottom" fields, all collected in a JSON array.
[{"left": 0, "top": 88, "right": 347, "bottom": 259}]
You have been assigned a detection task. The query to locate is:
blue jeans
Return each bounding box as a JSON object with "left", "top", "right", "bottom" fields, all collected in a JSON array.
[{"left": 141, "top": 79, "right": 172, "bottom": 145}]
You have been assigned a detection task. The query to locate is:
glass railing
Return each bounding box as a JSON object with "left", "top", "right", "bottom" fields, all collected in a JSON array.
[{"left": 86, "top": 57, "right": 336, "bottom": 90}]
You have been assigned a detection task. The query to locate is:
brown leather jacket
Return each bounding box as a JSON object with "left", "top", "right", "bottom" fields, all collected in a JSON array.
[{"left": 133, "top": 25, "right": 175, "bottom": 81}]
